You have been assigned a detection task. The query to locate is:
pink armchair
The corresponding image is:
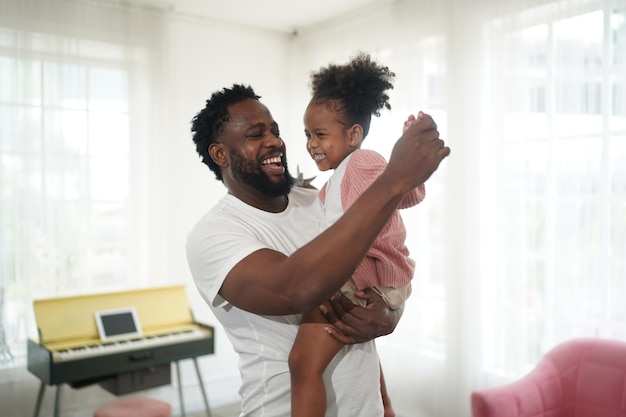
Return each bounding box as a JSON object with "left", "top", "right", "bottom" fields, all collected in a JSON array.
[{"left": 471, "top": 338, "right": 626, "bottom": 417}]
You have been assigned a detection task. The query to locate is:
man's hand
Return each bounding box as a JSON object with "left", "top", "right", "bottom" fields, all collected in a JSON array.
[
  {"left": 385, "top": 112, "right": 450, "bottom": 194},
  {"left": 319, "top": 288, "right": 403, "bottom": 344}
]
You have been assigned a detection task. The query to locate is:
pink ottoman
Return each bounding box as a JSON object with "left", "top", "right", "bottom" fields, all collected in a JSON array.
[{"left": 94, "top": 397, "right": 172, "bottom": 417}]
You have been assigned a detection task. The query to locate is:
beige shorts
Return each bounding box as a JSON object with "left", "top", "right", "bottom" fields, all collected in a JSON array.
[{"left": 339, "top": 279, "right": 411, "bottom": 310}]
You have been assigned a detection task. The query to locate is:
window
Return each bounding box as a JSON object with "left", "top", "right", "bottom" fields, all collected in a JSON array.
[
  {"left": 0, "top": 29, "right": 132, "bottom": 366},
  {"left": 485, "top": 4, "right": 626, "bottom": 376}
]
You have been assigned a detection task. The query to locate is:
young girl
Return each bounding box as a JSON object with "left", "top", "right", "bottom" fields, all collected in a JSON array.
[{"left": 288, "top": 53, "right": 426, "bottom": 417}]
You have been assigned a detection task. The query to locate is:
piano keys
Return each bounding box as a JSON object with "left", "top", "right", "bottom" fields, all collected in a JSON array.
[
  {"left": 27, "top": 285, "right": 215, "bottom": 417},
  {"left": 51, "top": 327, "right": 210, "bottom": 362}
]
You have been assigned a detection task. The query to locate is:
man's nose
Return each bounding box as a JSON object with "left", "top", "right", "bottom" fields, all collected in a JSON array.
[{"left": 269, "top": 133, "right": 283, "bottom": 147}]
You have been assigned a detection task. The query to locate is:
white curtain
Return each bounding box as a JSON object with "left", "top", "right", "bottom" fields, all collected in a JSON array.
[
  {"left": 0, "top": 0, "right": 166, "bottom": 364},
  {"left": 287, "top": 0, "right": 626, "bottom": 416}
]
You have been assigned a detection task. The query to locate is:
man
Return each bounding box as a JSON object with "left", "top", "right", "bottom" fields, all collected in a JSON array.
[{"left": 186, "top": 84, "right": 449, "bottom": 417}]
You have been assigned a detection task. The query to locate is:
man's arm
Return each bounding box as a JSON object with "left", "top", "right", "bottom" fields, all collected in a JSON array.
[{"left": 220, "top": 113, "right": 449, "bottom": 315}]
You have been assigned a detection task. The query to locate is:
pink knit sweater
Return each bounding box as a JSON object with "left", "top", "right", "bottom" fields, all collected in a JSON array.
[{"left": 319, "top": 149, "right": 425, "bottom": 290}]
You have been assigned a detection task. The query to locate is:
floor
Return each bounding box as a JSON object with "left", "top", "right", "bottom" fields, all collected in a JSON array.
[{"left": 188, "top": 402, "right": 240, "bottom": 417}]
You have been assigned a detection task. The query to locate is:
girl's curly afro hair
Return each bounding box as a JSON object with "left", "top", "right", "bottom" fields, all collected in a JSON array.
[{"left": 309, "top": 52, "right": 395, "bottom": 138}]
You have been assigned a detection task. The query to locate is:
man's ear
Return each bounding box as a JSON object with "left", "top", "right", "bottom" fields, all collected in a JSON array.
[
  {"left": 209, "top": 143, "right": 228, "bottom": 167},
  {"left": 348, "top": 124, "right": 364, "bottom": 147}
]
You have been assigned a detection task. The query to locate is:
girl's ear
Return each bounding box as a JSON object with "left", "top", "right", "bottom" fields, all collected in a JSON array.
[
  {"left": 348, "top": 124, "right": 364, "bottom": 147},
  {"left": 209, "top": 143, "right": 228, "bottom": 167}
]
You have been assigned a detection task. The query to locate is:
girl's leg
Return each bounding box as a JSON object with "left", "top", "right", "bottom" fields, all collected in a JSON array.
[{"left": 289, "top": 302, "right": 343, "bottom": 417}]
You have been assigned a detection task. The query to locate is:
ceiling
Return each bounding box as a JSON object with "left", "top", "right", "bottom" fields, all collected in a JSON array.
[{"left": 125, "top": 0, "right": 385, "bottom": 34}]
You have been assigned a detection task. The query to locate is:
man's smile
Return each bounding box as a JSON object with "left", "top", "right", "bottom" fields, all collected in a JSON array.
[{"left": 261, "top": 154, "right": 285, "bottom": 175}]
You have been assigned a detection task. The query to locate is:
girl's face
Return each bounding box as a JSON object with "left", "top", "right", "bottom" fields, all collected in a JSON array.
[{"left": 303, "top": 101, "right": 361, "bottom": 172}]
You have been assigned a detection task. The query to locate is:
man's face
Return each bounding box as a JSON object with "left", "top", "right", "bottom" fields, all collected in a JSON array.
[
  {"left": 222, "top": 99, "right": 292, "bottom": 197},
  {"left": 229, "top": 147, "right": 292, "bottom": 197}
]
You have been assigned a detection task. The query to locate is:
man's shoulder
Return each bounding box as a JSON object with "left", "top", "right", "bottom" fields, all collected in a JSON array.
[
  {"left": 186, "top": 196, "right": 247, "bottom": 240},
  {"left": 288, "top": 184, "right": 319, "bottom": 205}
]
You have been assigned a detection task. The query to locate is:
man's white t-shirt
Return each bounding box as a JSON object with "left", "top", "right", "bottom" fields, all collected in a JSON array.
[{"left": 186, "top": 186, "right": 383, "bottom": 417}]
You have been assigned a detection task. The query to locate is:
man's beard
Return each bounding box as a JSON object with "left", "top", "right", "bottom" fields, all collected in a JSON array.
[{"left": 230, "top": 150, "right": 293, "bottom": 197}]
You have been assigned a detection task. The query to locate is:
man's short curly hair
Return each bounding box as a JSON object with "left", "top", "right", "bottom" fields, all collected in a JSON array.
[
  {"left": 191, "top": 84, "right": 261, "bottom": 181},
  {"left": 309, "top": 52, "right": 395, "bottom": 139}
]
